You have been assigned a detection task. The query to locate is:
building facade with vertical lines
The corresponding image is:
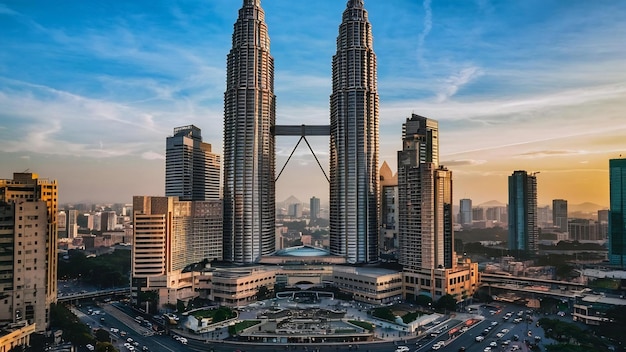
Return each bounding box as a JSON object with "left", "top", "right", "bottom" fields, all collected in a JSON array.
[
  {"left": 166, "top": 125, "right": 220, "bottom": 201},
  {"left": 508, "top": 170, "right": 538, "bottom": 253},
  {"left": 329, "top": 0, "right": 380, "bottom": 264},
  {"left": 0, "top": 173, "right": 57, "bottom": 332},
  {"left": 223, "top": 0, "right": 276, "bottom": 264}
]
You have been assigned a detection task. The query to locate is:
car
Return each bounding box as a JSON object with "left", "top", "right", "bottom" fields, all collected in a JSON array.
[
  {"left": 490, "top": 341, "right": 497, "bottom": 347},
  {"left": 557, "top": 311, "right": 566, "bottom": 317},
  {"left": 460, "top": 326, "right": 469, "bottom": 332},
  {"left": 431, "top": 342, "right": 445, "bottom": 350},
  {"left": 395, "top": 346, "right": 410, "bottom": 352},
  {"left": 501, "top": 329, "right": 509, "bottom": 333},
  {"left": 110, "top": 327, "right": 119, "bottom": 333},
  {"left": 496, "top": 333, "right": 504, "bottom": 338},
  {"left": 475, "top": 336, "right": 485, "bottom": 342},
  {"left": 490, "top": 321, "right": 498, "bottom": 326},
  {"left": 126, "top": 338, "right": 133, "bottom": 343},
  {"left": 502, "top": 340, "right": 511, "bottom": 346},
  {"left": 511, "top": 346, "right": 520, "bottom": 351},
  {"left": 86, "top": 345, "right": 95, "bottom": 351},
  {"left": 458, "top": 348, "right": 466, "bottom": 352},
  {"left": 513, "top": 334, "right": 519, "bottom": 341},
  {"left": 142, "top": 347, "right": 149, "bottom": 352},
  {"left": 483, "top": 347, "right": 491, "bottom": 352},
  {"left": 534, "top": 336, "right": 542, "bottom": 341},
  {"left": 527, "top": 331, "right": 533, "bottom": 337}
]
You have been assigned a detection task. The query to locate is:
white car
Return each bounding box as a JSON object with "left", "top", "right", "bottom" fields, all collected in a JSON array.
[
  {"left": 496, "top": 332, "right": 504, "bottom": 338},
  {"left": 431, "top": 341, "right": 445, "bottom": 350},
  {"left": 483, "top": 348, "right": 491, "bottom": 352},
  {"left": 395, "top": 346, "right": 410, "bottom": 352},
  {"left": 475, "top": 336, "right": 485, "bottom": 342}
]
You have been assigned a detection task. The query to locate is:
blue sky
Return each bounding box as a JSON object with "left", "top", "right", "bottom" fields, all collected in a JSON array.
[{"left": 1, "top": 0, "right": 625, "bottom": 207}]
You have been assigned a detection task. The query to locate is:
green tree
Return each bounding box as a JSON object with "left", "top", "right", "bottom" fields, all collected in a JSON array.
[
  {"left": 94, "top": 328, "right": 110, "bottom": 343},
  {"left": 415, "top": 294, "right": 433, "bottom": 307},
  {"left": 96, "top": 342, "right": 118, "bottom": 352},
  {"left": 371, "top": 307, "right": 396, "bottom": 322},
  {"left": 435, "top": 294, "right": 457, "bottom": 312}
]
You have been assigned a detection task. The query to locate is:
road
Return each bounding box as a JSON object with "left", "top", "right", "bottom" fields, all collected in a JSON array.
[{"left": 72, "top": 301, "right": 562, "bottom": 352}]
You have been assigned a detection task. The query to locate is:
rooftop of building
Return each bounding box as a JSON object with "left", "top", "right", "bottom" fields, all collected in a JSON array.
[
  {"left": 273, "top": 245, "right": 331, "bottom": 257},
  {"left": 332, "top": 265, "right": 400, "bottom": 278}
]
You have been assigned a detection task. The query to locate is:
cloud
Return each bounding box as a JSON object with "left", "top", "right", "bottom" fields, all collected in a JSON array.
[
  {"left": 516, "top": 150, "right": 586, "bottom": 159},
  {"left": 442, "top": 159, "right": 487, "bottom": 167},
  {"left": 0, "top": 4, "right": 18, "bottom": 16},
  {"left": 141, "top": 151, "right": 165, "bottom": 160},
  {"left": 416, "top": 0, "right": 433, "bottom": 67},
  {"left": 436, "top": 66, "right": 483, "bottom": 102}
]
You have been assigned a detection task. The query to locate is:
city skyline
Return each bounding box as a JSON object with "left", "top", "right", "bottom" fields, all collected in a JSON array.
[{"left": 1, "top": 0, "right": 626, "bottom": 206}]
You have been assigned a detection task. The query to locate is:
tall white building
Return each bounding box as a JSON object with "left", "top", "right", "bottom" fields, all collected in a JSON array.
[
  {"left": 132, "top": 196, "right": 222, "bottom": 309},
  {"left": 329, "top": 0, "right": 380, "bottom": 264},
  {"left": 67, "top": 209, "right": 78, "bottom": 238},
  {"left": 223, "top": 0, "right": 276, "bottom": 264},
  {"left": 0, "top": 173, "right": 58, "bottom": 332}
]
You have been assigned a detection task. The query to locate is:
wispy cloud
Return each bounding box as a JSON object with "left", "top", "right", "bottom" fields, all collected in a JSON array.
[
  {"left": 442, "top": 159, "right": 487, "bottom": 167},
  {"left": 416, "top": 0, "right": 433, "bottom": 67},
  {"left": 516, "top": 150, "right": 587, "bottom": 159},
  {"left": 436, "top": 66, "right": 483, "bottom": 102}
]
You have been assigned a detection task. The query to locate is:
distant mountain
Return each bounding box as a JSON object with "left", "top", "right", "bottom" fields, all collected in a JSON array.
[
  {"left": 569, "top": 202, "right": 608, "bottom": 213},
  {"left": 478, "top": 200, "right": 506, "bottom": 207}
]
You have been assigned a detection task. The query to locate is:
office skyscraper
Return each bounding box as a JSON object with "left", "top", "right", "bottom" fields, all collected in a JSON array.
[
  {"left": 329, "top": 0, "right": 379, "bottom": 264},
  {"left": 223, "top": 0, "right": 276, "bottom": 264},
  {"left": 552, "top": 199, "right": 568, "bottom": 232},
  {"left": 460, "top": 199, "right": 472, "bottom": 226},
  {"left": 609, "top": 158, "right": 626, "bottom": 267},
  {"left": 397, "top": 115, "right": 453, "bottom": 270},
  {"left": 508, "top": 170, "right": 538, "bottom": 253},
  {"left": 132, "top": 196, "right": 222, "bottom": 308},
  {"left": 0, "top": 173, "right": 58, "bottom": 332},
  {"left": 310, "top": 197, "right": 320, "bottom": 220},
  {"left": 166, "top": 125, "right": 220, "bottom": 201}
]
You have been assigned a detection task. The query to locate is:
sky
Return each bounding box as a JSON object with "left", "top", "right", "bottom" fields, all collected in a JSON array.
[{"left": 1, "top": 0, "right": 625, "bottom": 207}]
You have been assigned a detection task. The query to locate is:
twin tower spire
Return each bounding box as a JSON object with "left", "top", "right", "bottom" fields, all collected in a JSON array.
[{"left": 223, "top": 0, "right": 379, "bottom": 264}]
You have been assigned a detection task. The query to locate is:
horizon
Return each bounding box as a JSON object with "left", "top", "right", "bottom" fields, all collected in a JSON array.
[{"left": 2, "top": 0, "right": 625, "bottom": 207}]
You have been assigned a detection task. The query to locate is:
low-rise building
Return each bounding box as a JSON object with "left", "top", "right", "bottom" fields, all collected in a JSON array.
[{"left": 573, "top": 294, "right": 626, "bottom": 326}]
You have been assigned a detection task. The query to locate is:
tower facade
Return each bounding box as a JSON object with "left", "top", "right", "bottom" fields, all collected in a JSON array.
[
  {"left": 397, "top": 115, "right": 453, "bottom": 270},
  {"left": 459, "top": 198, "right": 472, "bottom": 226},
  {"left": 131, "top": 196, "right": 222, "bottom": 308},
  {"left": 329, "top": 0, "right": 380, "bottom": 264},
  {"left": 223, "top": 0, "right": 276, "bottom": 264},
  {"left": 508, "top": 171, "right": 538, "bottom": 253},
  {"left": 552, "top": 199, "right": 568, "bottom": 233},
  {"left": 166, "top": 125, "right": 221, "bottom": 201},
  {"left": 380, "top": 161, "right": 398, "bottom": 251},
  {"left": 0, "top": 173, "right": 57, "bottom": 332},
  {"left": 609, "top": 158, "right": 626, "bottom": 267},
  {"left": 309, "top": 197, "right": 320, "bottom": 220}
]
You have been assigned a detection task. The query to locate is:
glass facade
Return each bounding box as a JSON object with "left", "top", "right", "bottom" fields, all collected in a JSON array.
[
  {"left": 609, "top": 158, "right": 626, "bottom": 266},
  {"left": 329, "top": 0, "right": 379, "bottom": 264},
  {"left": 507, "top": 171, "right": 538, "bottom": 252}
]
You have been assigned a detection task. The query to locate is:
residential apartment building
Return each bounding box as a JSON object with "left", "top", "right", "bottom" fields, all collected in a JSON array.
[{"left": 0, "top": 173, "right": 57, "bottom": 332}]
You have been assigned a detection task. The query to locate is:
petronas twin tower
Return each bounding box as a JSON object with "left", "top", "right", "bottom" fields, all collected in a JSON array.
[{"left": 223, "top": 0, "right": 379, "bottom": 264}]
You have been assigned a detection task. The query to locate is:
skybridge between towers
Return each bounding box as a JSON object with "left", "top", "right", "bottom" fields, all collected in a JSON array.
[{"left": 272, "top": 124, "right": 330, "bottom": 183}]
